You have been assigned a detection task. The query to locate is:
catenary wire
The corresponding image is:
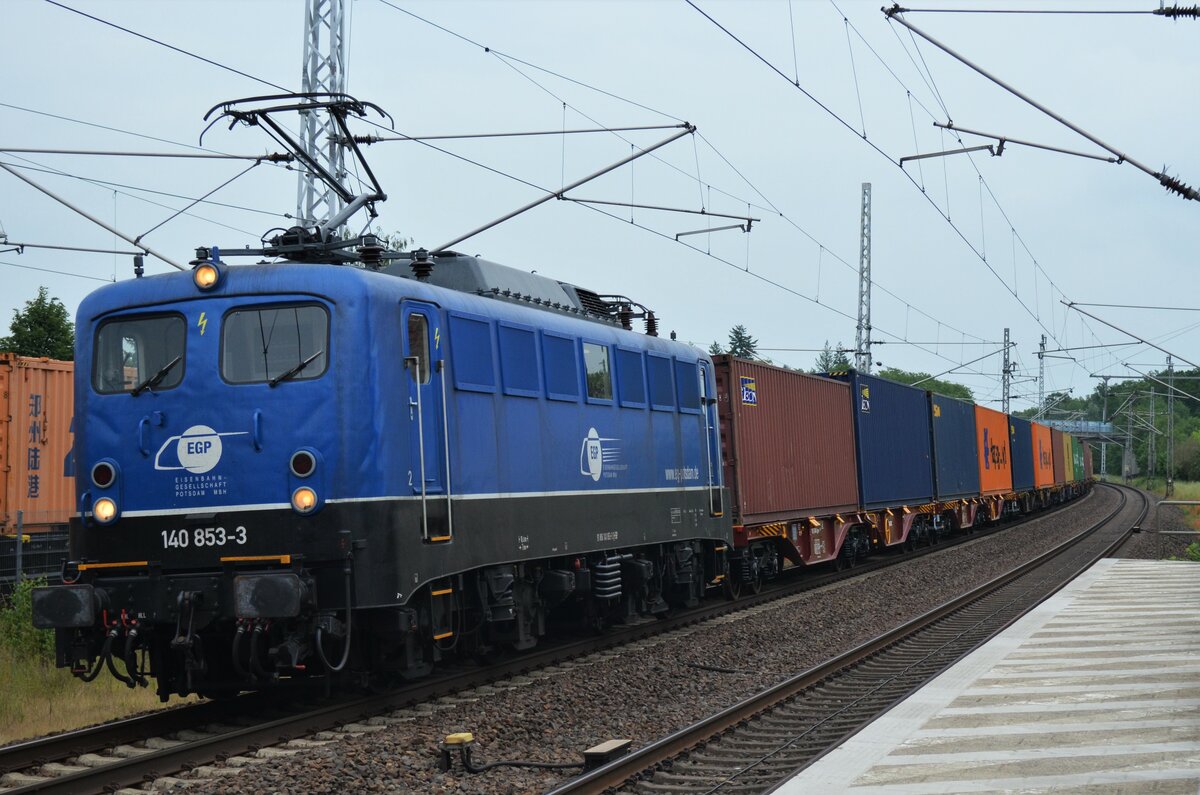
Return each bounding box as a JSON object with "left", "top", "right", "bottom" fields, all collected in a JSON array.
[
  {"left": 44, "top": 0, "right": 291, "bottom": 92},
  {"left": 1, "top": 156, "right": 265, "bottom": 239},
  {"left": 686, "top": 0, "right": 1096, "bottom": 388},
  {"left": 374, "top": 1, "right": 993, "bottom": 352},
  {"left": 0, "top": 159, "right": 289, "bottom": 219},
  {"left": 0, "top": 258, "right": 114, "bottom": 283}
]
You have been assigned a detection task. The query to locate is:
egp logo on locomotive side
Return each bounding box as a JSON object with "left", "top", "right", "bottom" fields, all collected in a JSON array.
[
  {"left": 154, "top": 425, "right": 248, "bottom": 474},
  {"left": 579, "top": 428, "right": 622, "bottom": 482}
]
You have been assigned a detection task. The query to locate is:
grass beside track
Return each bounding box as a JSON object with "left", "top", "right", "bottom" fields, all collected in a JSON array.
[
  {"left": 1117, "top": 477, "right": 1200, "bottom": 561},
  {"left": 0, "top": 579, "right": 194, "bottom": 744},
  {"left": 0, "top": 643, "right": 187, "bottom": 744}
]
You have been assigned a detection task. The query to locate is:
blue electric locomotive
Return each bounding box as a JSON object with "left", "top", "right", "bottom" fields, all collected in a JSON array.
[{"left": 32, "top": 250, "right": 731, "bottom": 698}]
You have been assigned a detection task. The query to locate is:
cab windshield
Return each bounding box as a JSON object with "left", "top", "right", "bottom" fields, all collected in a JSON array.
[
  {"left": 221, "top": 304, "right": 328, "bottom": 385},
  {"left": 93, "top": 314, "right": 186, "bottom": 394}
]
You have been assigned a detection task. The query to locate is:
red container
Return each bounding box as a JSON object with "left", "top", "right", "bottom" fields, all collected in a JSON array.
[
  {"left": 1083, "top": 442, "right": 1093, "bottom": 481},
  {"left": 0, "top": 354, "right": 74, "bottom": 532},
  {"left": 1032, "top": 422, "right": 1055, "bottom": 488},
  {"left": 975, "top": 405, "right": 1012, "bottom": 496},
  {"left": 713, "top": 356, "right": 859, "bottom": 523},
  {"left": 1050, "top": 428, "right": 1066, "bottom": 486}
]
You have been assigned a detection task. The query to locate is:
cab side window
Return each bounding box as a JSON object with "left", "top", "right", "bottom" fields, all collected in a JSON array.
[{"left": 407, "top": 313, "right": 430, "bottom": 384}]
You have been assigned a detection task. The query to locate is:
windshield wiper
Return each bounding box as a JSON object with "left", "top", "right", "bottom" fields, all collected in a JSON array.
[
  {"left": 131, "top": 355, "right": 182, "bottom": 397},
  {"left": 269, "top": 349, "right": 324, "bottom": 388}
]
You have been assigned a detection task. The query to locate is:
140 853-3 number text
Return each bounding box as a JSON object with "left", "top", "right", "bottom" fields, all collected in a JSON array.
[{"left": 161, "top": 526, "right": 248, "bottom": 548}]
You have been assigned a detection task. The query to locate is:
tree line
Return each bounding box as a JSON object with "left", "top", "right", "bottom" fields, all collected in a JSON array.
[
  {"left": 708, "top": 324, "right": 973, "bottom": 400},
  {"left": 0, "top": 287, "right": 73, "bottom": 360}
]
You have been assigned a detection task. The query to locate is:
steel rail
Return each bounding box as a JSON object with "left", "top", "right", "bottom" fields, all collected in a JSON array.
[{"left": 545, "top": 484, "right": 1141, "bottom": 794}]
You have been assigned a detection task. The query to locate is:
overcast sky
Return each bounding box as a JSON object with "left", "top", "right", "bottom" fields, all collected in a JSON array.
[{"left": 2, "top": 0, "right": 1197, "bottom": 410}]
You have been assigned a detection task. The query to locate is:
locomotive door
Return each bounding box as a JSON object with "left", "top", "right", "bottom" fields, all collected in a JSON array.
[
  {"left": 699, "top": 363, "right": 723, "bottom": 516},
  {"left": 402, "top": 302, "right": 452, "bottom": 542}
]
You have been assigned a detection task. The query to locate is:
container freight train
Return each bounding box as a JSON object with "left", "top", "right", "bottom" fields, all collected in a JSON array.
[
  {"left": 31, "top": 251, "right": 1091, "bottom": 700},
  {"left": 716, "top": 361, "right": 1090, "bottom": 584}
]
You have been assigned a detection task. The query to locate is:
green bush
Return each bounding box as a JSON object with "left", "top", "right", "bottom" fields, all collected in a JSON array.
[
  {"left": 0, "top": 579, "right": 55, "bottom": 663},
  {"left": 1170, "top": 542, "right": 1200, "bottom": 563}
]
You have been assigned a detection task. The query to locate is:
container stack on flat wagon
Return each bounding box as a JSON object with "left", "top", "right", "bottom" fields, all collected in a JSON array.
[
  {"left": 930, "top": 394, "right": 980, "bottom": 499},
  {"left": 829, "top": 371, "right": 934, "bottom": 509},
  {"left": 1062, "top": 432, "right": 1077, "bottom": 483},
  {"left": 1031, "top": 422, "right": 1056, "bottom": 489},
  {"left": 831, "top": 370, "right": 945, "bottom": 548},
  {"left": 713, "top": 357, "right": 860, "bottom": 567},
  {"left": 1050, "top": 428, "right": 1067, "bottom": 486},
  {"left": 1071, "top": 436, "right": 1087, "bottom": 483},
  {"left": 0, "top": 355, "right": 74, "bottom": 584},
  {"left": 0, "top": 355, "right": 74, "bottom": 534},
  {"left": 1082, "top": 441, "right": 1094, "bottom": 480},
  {"left": 1009, "top": 415, "right": 1035, "bottom": 495},
  {"left": 921, "top": 392, "right": 980, "bottom": 529},
  {"left": 975, "top": 405, "right": 1013, "bottom": 520}
]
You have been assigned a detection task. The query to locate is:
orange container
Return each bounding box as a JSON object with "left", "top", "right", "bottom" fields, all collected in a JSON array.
[
  {"left": 975, "top": 405, "right": 1012, "bottom": 496},
  {"left": 1031, "top": 422, "right": 1055, "bottom": 488},
  {"left": 0, "top": 355, "right": 74, "bottom": 531}
]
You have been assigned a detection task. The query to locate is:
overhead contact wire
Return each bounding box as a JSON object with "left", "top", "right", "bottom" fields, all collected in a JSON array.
[{"left": 44, "top": 0, "right": 291, "bottom": 92}]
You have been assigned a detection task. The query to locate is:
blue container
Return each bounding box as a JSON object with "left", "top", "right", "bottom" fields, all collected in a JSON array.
[
  {"left": 1008, "top": 415, "right": 1034, "bottom": 492},
  {"left": 929, "top": 393, "right": 980, "bottom": 500},
  {"left": 829, "top": 372, "right": 934, "bottom": 510}
]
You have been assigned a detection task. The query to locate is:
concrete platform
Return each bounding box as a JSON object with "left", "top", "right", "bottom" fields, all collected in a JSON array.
[{"left": 777, "top": 559, "right": 1200, "bottom": 794}]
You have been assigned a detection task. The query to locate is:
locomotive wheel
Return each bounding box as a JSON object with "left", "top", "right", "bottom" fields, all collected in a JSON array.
[{"left": 722, "top": 558, "right": 741, "bottom": 600}]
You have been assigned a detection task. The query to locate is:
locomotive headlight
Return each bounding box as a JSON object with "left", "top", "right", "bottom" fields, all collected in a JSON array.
[
  {"left": 193, "top": 262, "right": 222, "bottom": 291},
  {"left": 93, "top": 497, "right": 118, "bottom": 524},
  {"left": 291, "top": 486, "right": 318, "bottom": 514}
]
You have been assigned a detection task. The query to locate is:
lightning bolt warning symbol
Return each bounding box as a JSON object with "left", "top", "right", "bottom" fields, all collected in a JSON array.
[
  {"left": 198, "top": 312, "right": 207, "bottom": 336},
  {"left": 434, "top": 327, "right": 440, "bottom": 349}
]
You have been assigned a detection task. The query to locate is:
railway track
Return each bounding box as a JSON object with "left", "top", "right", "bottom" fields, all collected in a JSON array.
[
  {"left": 546, "top": 483, "right": 1146, "bottom": 795},
  {"left": 0, "top": 491, "right": 1095, "bottom": 794}
]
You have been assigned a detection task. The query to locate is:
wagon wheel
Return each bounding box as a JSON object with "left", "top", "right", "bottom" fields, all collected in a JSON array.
[
  {"left": 835, "top": 540, "right": 856, "bottom": 571},
  {"left": 747, "top": 561, "right": 765, "bottom": 594}
]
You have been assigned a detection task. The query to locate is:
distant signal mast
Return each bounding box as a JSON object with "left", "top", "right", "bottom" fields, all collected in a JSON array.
[{"left": 296, "top": 0, "right": 348, "bottom": 230}]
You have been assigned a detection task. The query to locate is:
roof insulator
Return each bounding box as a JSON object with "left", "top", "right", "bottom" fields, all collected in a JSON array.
[
  {"left": 1154, "top": 4, "right": 1200, "bottom": 18},
  {"left": 410, "top": 248, "right": 433, "bottom": 280}
]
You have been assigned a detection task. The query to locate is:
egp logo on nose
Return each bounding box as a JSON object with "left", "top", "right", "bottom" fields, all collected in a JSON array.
[
  {"left": 155, "top": 424, "right": 248, "bottom": 474},
  {"left": 177, "top": 426, "right": 222, "bottom": 473}
]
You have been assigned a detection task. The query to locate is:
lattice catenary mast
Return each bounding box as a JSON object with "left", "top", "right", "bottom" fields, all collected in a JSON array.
[
  {"left": 1001, "top": 327, "right": 1011, "bottom": 414},
  {"left": 296, "top": 0, "right": 348, "bottom": 230},
  {"left": 855, "top": 183, "right": 873, "bottom": 374}
]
